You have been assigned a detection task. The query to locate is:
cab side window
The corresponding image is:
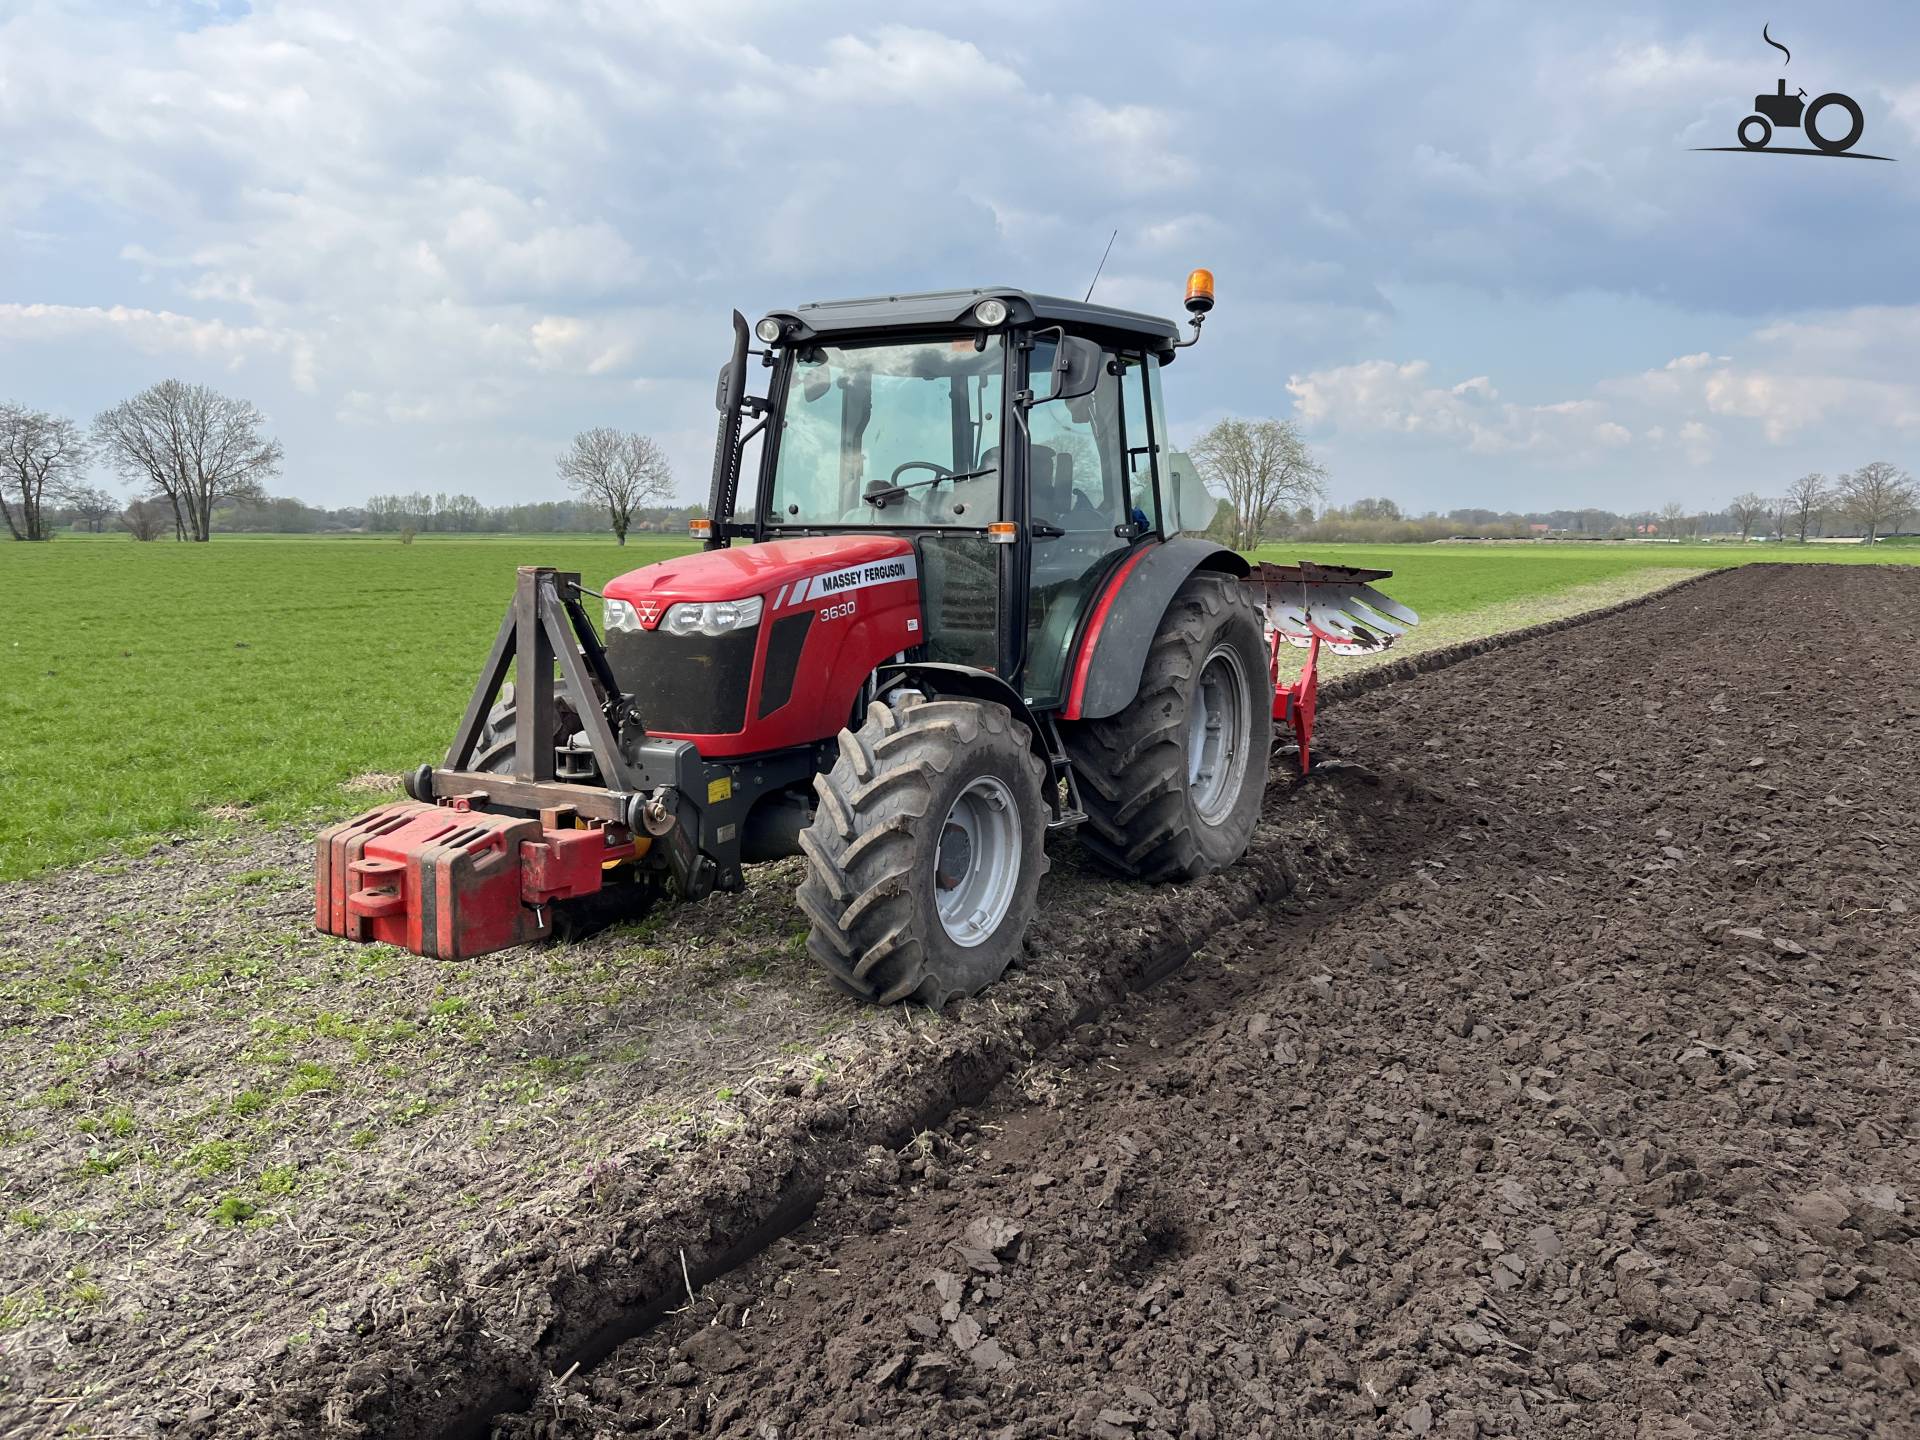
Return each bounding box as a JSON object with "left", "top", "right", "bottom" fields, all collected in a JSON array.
[{"left": 1124, "top": 356, "right": 1163, "bottom": 534}]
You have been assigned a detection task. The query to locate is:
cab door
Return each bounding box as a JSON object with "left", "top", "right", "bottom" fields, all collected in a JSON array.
[{"left": 1019, "top": 336, "right": 1137, "bottom": 705}]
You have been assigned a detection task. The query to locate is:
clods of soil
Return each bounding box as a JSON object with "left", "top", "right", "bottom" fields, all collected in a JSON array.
[{"left": 496, "top": 564, "right": 1920, "bottom": 1440}]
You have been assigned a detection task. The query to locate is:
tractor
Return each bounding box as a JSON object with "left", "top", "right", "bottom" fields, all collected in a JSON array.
[{"left": 316, "top": 272, "right": 1417, "bottom": 1007}]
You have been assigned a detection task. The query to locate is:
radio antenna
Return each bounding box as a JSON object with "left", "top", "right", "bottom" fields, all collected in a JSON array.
[{"left": 1084, "top": 229, "right": 1118, "bottom": 303}]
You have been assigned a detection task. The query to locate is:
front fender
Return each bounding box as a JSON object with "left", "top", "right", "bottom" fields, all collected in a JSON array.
[
  {"left": 1060, "top": 537, "right": 1249, "bottom": 720},
  {"left": 877, "top": 661, "right": 1052, "bottom": 765}
]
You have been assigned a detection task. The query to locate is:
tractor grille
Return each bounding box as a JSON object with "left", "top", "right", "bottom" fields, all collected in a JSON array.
[{"left": 606, "top": 627, "right": 757, "bottom": 735}]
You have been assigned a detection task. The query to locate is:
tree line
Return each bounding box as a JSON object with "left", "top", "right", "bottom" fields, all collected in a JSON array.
[
  {"left": 1183, "top": 415, "right": 1916, "bottom": 547},
  {"left": 2, "top": 382, "right": 282, "bottom": 542},
  {"left": 3, "top": 383, "right": 683, "bottom": 543},
  {"left": 7, "top": 385, "right": 1914, "bottom": 548},
  {"left": 1706, "top": 466, "right": 1917, "bottom": 545}
]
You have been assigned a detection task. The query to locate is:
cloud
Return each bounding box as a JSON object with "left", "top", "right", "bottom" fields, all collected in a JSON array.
[
  {"left": 0, "top": 302, "right": 316, "bottom": 390},
  {"left": 1285, "top": 359, "right": 1630, "bottom": 458},
  {"left": 801, "top": 26, "right": 1021, "bottom": 103},
  {"left": 1292, "top": 302, "right": 1920, "bottom": 472},
  {"left": 0, "top": 2, "right": 1915, "bottom": 512}
]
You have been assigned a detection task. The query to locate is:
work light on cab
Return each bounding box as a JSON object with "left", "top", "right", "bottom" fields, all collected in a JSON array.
[
  {"left": 754, "top": 317, "right": 783, "bottom": 344},
  {"left": 973, "top": 297, "right": 1009, "bottom": 327}
]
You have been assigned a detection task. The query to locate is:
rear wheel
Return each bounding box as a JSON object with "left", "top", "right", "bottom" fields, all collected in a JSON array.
[
  {"left": 797, "top": 695, "right": 1048, "bottom": 1008},
  {"left": 1805, "top": 93, "right": 1863, "bottom": 154},
  {"left": 1063, "top": 571, "right": 1271, "bottom": 882}
]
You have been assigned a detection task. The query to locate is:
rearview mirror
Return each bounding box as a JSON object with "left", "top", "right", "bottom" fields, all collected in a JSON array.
[{"left": 1037, "top": 336, "right": 1102, "bottom": 405}]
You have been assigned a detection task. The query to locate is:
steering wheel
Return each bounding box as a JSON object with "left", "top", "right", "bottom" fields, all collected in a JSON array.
[{"left": 890, "top": 460, "right": 954, "bottom": 487}]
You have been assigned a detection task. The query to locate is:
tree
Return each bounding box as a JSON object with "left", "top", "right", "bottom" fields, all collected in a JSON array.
[
  {"left": 1, "top": 403, "right": 92, "bottom": 541},
  {"left": 67, "top": 484, "right": 118, "bottom": 533},
  {"left": 1835, "top": 461, "right": 1916, "bottom": 544},
  {"left": 1726, "top": 491, "right": 1769, "bottom": 543},
  {"left": 1658, "top": 501, "right": 1687, "bottom": 538},
  {"left": 1767, "top": 497, "right": 1792, "bottom": 542},
  {"left": 93, "top": 381, "right": 283, "bottom": 542},
  {"left": 1187, "top": 417, "right": 1326, "bottom": 551},
  {"left": 120, "top": 497, "right": 167, "bottom": 541},
  {"left": 1781, "top": 473, "right": 1829, "bottom": 544},
  {"left": 1347, "top": 496, "right": 1401, "bottom": 522},
  {"left": 557, "top": 427, "right": 674, "bottom": 545}
]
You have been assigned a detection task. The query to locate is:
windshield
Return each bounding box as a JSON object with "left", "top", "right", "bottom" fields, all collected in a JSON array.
[{"left": 767, "top": 335, "right": 1004, "bottom": 528}]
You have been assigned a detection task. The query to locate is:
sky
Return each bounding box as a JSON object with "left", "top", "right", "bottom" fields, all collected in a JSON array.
[{"left": 2, "top": 0, "right": 1917, "bottom": 515}]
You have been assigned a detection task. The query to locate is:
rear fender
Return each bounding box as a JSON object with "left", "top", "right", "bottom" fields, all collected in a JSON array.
[{"left": 1060, "top": 538, "right": 1249, "bottom": 720}]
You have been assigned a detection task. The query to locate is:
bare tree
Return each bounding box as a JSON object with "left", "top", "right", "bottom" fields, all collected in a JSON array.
[
  {"left": 1766, "top": 497, "right": 1790, "bottom": 541},
  {"left": 1780, "top": 472, "right": 1829, "bottom": 544},
  {"left": 557, "top": 427, "right": 674, "bottom": 545},
  {"left": 1, "top": 402, "right": 92, "bottom": 541},
  {"left": 119, "top": 497, "right": 167, "bottom": 541},
  {"left": 1726, "top": 491, "right": 1769, "bottom": 543},
  {"left": 93, "top": 380, "right": 283, "bottom": 542},
  {"left": 1658, "top": 501, "right": 1687, "bottom": 539},
  {"left": 1188, "top": 417, "right": 1326, "bottom": 551},
  {"left": 67, "top": 484, "right": 118, "bottom": 533},
  {"left": 1835, "top": 461, "right": 1916, "bottom": 544}
]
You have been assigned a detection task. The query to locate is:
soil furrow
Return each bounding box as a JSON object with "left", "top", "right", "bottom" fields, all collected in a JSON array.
[{"left": 485, "top": 564, "right": 1920, "bottom": 1440}]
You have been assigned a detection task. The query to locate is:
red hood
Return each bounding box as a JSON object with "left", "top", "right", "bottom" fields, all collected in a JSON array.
[{"left": 603, "top": 535, "right": 914, "bottom": 606}]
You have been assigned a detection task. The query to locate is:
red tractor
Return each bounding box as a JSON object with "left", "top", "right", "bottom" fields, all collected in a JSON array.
[{"left": 316, "top": 273, "right": 1416, "bottom": 1006}]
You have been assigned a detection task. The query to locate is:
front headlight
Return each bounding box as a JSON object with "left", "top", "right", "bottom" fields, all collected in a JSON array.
[
  {"left": 604, "top": 599, "right": 641, "bottom": 633},
  {"left": 660, "top": 596, "right": 764, "bottom": 637}
]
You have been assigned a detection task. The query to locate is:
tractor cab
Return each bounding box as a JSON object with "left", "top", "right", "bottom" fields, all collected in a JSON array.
[{"left": 706, "top": 285, "right": 1217, "bottom": 708}]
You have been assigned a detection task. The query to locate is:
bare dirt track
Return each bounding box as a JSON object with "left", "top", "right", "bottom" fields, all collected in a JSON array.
[{"left": 494, "top": 564, "right": 1920, "bottom": 1440}]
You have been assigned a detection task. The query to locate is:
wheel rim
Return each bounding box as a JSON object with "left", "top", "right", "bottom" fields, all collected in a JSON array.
[
  {"left": 934, "top": 775, "right": 1022, "bottom": 947},
  {"left": 1189, "top": 643, "right": 1251, "bottom": 826}
]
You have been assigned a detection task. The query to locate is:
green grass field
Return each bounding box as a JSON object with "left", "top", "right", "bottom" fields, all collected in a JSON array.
[{"left": 1, "top": 533, "right": 1911, "bottom": 880}]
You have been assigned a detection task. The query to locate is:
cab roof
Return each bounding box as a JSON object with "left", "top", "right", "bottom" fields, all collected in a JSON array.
[{"left": 763, "top": 286, "right": 1184, "bottom": 359}]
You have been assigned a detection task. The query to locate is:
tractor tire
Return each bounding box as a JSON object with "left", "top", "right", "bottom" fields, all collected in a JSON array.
[
  {"left": 797, "top": 696, "right": 1048, "bottom": 1009},
  {"left": 470, "top": 681, "right": 581, "bottom": 776},
  {"left": 1063, "top": 571, "right": 1271, "bottom": 883}
]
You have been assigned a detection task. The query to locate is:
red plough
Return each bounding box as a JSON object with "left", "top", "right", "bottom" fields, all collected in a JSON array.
[{"left": 1249, "top": 561, "right": 1420, "bottom": 772}]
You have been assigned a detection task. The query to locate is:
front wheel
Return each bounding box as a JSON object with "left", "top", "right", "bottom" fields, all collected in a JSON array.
[
  {"left": 1063, "top": 571, "right": 1272, "bottom": 883},
  {"left": 1738, "top": 114, "right": 1772, "bottom": 150},
  {"left": 797, "top": 696, "right": 1048, "bottom": 1008}
]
